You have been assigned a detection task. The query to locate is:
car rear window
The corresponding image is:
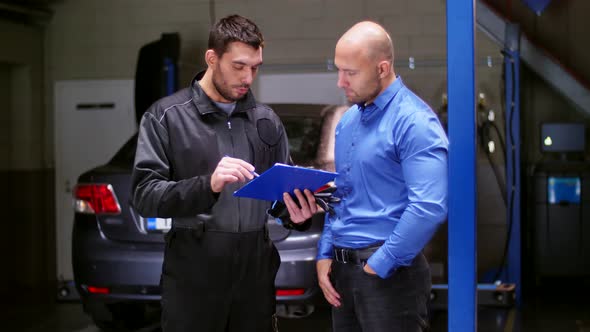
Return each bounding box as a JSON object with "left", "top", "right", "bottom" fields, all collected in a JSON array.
[
  {"left": 109, "top": 133, "right": 138, "bottom": 166},
  {"left": 282, "top": 116, "right": 321, "bottom": 166}
]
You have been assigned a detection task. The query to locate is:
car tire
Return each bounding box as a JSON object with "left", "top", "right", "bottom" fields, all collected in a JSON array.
[{"left": 90, "top": 303, "right": 149, "bottom": 332}]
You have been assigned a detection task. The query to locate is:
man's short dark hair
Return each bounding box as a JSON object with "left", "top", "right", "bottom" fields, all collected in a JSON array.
[{"left": 208, "top": 15, "right": 264, "bottom": 57}]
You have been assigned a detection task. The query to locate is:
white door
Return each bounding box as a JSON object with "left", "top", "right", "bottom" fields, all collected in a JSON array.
[{"left": 54, "top": 80, "right": 136, "bottom": 284}]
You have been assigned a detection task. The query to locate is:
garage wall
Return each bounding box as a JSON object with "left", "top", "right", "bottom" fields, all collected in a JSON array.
[
  {"left": 0, "top": 18, "right": 54, "bottom": 302},
  {"left": 47, "top": 0, "right": 450, "bottom": 80},
  {"left": 46, "top": 0, "right": 502, "bottom": 116},
  {"left": 0, "top": 20, "right": 46, "bottom": 170},
  {"left": 45, "top": 0, "right": 501, "bottom": 107},
  {"left": 0, "top": 64, "right": 10, "bottom": 153}
]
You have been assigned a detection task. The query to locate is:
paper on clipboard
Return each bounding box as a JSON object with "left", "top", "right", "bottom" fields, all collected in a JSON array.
[{"left": 233, "top": 163, "right": 337, "bottom": 201}]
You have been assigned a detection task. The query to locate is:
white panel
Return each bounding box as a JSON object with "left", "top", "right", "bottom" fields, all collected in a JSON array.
[
  {"left": 54, "top": 79, "right": 136, "bottom": 281},
  {"left": 256, "top": 72, "right": 346, "bottom": 105}
]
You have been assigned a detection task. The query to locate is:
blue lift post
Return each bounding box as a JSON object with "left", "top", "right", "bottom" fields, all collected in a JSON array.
[
  {"left": 447, "top": 1, "right": 477, "bottom": 331},
  {"left": 164, "top": 57, "right": 177, "bottom": 96},
  {"left": 503, "top": 24, "right": 522, "bottom": 305}
]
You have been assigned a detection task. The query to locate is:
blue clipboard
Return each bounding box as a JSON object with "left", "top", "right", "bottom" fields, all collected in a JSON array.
[{"left": 233, "top": 163, "right": 338, "bottom": 201}]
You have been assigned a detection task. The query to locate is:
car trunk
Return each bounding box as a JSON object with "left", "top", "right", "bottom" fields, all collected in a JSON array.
[{"left": 78, "top": 166, "right": 166, "bottom": 243}]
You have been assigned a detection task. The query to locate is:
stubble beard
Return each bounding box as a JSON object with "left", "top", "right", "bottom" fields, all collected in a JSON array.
[{"left": 212, "top": 66, "right": 248, "bottom": 102}]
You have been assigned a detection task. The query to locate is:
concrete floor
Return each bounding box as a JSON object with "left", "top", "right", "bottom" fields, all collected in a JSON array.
[{"left": 2, "top": 281, "right": 589, "bottom": 332}]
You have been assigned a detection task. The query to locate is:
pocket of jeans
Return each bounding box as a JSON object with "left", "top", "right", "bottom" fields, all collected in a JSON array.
[{"left": 360, "top": 264, "right": 382, "bottom": 279}]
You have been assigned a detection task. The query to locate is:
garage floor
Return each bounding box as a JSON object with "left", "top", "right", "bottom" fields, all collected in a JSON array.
[{"left": 2, "top": 282, "right": 589, "bottom": 332}]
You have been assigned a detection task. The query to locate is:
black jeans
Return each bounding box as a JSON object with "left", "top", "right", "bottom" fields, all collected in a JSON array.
[
  {"left": 330, "top": 253, "right": 431, "bottom": 332},
  {"left": 160, "top": 226, "right": 281, "bottom": 332}
]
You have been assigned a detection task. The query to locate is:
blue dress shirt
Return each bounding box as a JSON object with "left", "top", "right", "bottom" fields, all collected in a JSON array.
[{"left": 317, "top": 77, "right": 449, "bottom": 278}]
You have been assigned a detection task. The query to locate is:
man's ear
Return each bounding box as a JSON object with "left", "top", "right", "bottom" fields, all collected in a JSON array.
[
  {"left": 377, "top": 61, "right": 391, "bottom": 79},
  {"left": 205, "top": 49, "right": 218, "bottom": 67}
]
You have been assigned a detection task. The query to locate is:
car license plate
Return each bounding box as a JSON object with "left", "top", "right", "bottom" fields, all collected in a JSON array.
[{"left": 145, "top": 217, "right": 171, "bottom": 232}]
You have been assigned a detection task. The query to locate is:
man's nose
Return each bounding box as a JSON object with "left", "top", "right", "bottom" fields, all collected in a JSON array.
[
  {"left": 337, "top": 72, "right": 347, "bottom": 89},
  {"left": 242, "top": 69, "right": 254, "bottom": 85}
]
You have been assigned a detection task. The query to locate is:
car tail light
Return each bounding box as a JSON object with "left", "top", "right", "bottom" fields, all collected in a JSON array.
[
  {"left": 74, "top": 184, "right": 121, "bottom": 215},
  {"left": 276, "top": 288, "right": 306, "bottom": 296},
  {"left": 87, "top": 286, "right": 110, "bottom": 294}
]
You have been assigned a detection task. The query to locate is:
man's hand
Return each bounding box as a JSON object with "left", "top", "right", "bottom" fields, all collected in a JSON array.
[
  {"left": 211, "top": 156, "right": 255, "bottom": 193},
  {"left": 363, "top": 263, "right": 377, "bottom": 276},
  {"left": 282, "top": 189, "right": 319, "bottom": 223},
  {"left": 316, "top": 259, "right": 341, "bottom": 307}
]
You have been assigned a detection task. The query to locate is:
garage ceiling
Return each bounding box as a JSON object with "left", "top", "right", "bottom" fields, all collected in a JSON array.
[
  {"left": 0, "top": 0, "right": 55, "bottom": 23},
  {"left": 0, "top": 0, "right": 55, "bottom": 6}
]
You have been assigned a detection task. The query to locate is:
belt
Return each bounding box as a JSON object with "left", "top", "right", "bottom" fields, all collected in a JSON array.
[{"left": 333, "top": 245, "right": 380, "bottom": 265}]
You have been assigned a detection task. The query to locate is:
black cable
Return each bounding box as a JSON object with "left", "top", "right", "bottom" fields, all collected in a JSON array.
[
  {"left": 479, "top": 120, "right": 507, "bottom": 204},
  {"left": 482, "top": 120, "right": 506, "bottom": 155},
  {"left": 493, "top": 50, "right": 517, "bottom": 282},
  {"left": 477, "top": 95, "right": 508, "bottom": 204},
  {"left": 480, "top": 124, "right": 508, "bottom": 205}
]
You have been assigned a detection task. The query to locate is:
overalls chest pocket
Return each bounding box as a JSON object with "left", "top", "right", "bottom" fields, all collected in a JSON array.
[{"left": 246, "top": 117, "right": 282, "bottom": 172}]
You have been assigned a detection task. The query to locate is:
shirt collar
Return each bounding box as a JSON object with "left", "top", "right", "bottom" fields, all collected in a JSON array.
[{"left": 358, "top": 76, "right": 404, "bottom": 112}]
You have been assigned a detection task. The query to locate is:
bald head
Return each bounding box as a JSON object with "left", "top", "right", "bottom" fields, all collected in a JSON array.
[
  {"left": 337, "top": 21, "right": 394, "bottom": 64},
  {"left": 334, "top": 21, "right": 397, "bottom": 105}
]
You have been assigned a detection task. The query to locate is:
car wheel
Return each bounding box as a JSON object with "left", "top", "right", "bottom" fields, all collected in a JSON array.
[{"left": 90, "top": 303, "right": 149, "bottom": 332}]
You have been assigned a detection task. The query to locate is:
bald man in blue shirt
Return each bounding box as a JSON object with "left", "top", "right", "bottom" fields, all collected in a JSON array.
[{"left": 284, "top": 21, "right": 448, "bottom": 332}]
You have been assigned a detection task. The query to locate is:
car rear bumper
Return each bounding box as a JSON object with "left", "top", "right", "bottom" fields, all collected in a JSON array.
[
  {"left": 275, "top": 247, "right": 320, "bottom": 301},
  {"left": 74, "top": 224, "right": 324, "bottom": 306},
  {"left": 274, "top": 247, "right": 327, "bottom": 317},
  {"left": 72, "top": 222, "right": 165, "bottom": 302}
]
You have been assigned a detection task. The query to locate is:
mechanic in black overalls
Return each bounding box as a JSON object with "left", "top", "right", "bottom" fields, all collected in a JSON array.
[{"left": 131, "top": 15, "right": 319, "bottom": 332}]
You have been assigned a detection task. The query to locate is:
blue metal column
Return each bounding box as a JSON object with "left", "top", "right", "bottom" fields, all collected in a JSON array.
[
  {"left": 164, "top": 57, "right": 177, "bottom": 96},
  {"left": 503, "top": 24, "right": 522, "bottom": 305},
  {"left": 447, "top": 1, "right": 477, "bottom": 331}
]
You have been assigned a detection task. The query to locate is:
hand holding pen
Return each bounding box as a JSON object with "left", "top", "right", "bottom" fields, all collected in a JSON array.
[{"left": 210, "top": 155, "right": 258, "bottom": 193}]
